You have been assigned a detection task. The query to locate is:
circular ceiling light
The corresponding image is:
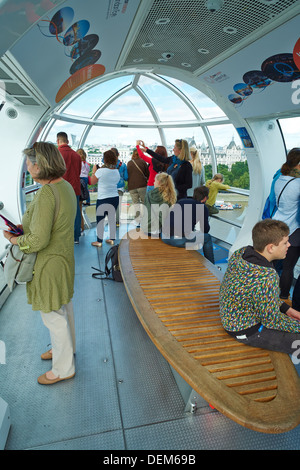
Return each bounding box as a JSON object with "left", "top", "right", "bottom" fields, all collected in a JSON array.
[
  {"left": 155, "top": 18, "right": 170, "bottom": 25},
  {"left": 198, "top": 48, "right": 209, "bottom": 54},
  {"left": 162, "top": 52, "right": 174, "bottom": 59},
  {"left": 6, "top": 107, "right": 18, "bottom": 119},
  {"left": 133, "top": 58, "right": 143, "bottom": 63},
  {"left": 223, "top": 26, "right": 238, "bottom": 34},
  {"left": 158, "top": 58, "right": 168, "bottom": 63},
  {"left": 257, "top": 0, "right": 279, "bottom": 4},
  {"left": 181, "top": 62, "right": 191, "bottom": 67},
  {"left": 142, "top": 43, "right": 154, "bottom": 48}
]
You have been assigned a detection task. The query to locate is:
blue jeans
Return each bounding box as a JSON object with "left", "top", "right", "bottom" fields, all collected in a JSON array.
[
  {"left": 74, "top": 195, "right": 81, "bottom": 242},
  {"left": 81, "top": 176, "right": 90, "bottom": 204},
  {"left": 96, "top": 196, "right": 119, "bottom": 242},
  {"left": 161, "top": 232, "right": 215, "bottom": 264}
]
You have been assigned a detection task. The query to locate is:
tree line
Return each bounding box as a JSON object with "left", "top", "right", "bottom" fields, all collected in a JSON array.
[{"left": 204, "top": 161, "right": 250, "bottom": 190}]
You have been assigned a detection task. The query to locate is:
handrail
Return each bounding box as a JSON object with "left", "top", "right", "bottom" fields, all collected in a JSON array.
[{"left": 211, "top": 214, "right": 242, "bottom": 228}]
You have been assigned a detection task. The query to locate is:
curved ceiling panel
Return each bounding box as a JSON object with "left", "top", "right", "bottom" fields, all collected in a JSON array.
[{"left": 10, "top": 0, "right": 142, "bottom": 105}]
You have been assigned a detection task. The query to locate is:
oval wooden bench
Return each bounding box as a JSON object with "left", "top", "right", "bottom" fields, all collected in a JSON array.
[{"left": 119, "top": 231, "right": 300, "bottom": 434}]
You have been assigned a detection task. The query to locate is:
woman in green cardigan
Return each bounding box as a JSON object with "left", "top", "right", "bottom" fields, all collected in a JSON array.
[{"left": 3, "top": 142, "right": 77, "bottom": 385}]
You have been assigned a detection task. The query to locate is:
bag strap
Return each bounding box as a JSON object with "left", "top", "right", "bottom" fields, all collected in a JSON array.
[
  {"left": 276, "top": 177, "right": 296, "bottom": 207},
  {"left": 132, "top": 159, "right": 148, "bottom": 180},
  {"left": 91, "top": 266, "right": 115, "bottom": 281},
  {"left": 47, "top": 183, "right": 60, "bottom": 224}
]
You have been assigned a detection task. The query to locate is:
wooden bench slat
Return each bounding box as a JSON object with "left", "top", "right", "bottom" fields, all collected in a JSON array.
[{"left": 119, "top": 232, "right": 300, "bottom": 433}]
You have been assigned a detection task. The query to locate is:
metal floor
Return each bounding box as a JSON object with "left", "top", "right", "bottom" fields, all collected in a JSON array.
[{"left": 1, "top": 223, "right": 300, "bottom": 450}]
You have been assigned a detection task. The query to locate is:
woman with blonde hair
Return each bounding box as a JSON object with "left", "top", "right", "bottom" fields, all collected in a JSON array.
[
  {"left": 140, "top": 172, "right": 177, "bottom": 236},
  {"left": 187, "top": 146, "right": 205, "bottom": 196},
  {"left": 137, "top": 139, "right": 192, "bottom": 200}
]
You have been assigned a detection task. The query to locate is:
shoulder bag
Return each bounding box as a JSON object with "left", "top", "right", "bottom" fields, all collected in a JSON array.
[
  {"left": 4, "top": 184, "right": 60, "bottom": 291},
  {"left": 132, "top": 159, "right": 149, "bottom": 180}
]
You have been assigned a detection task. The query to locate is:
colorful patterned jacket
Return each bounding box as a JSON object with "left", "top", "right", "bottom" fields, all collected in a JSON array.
[{"left": 219, "top": 246, "right": 299, "bottom": 333}]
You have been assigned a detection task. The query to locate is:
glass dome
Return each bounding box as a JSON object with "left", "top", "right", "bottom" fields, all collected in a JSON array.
[{"left": 44, "top": 72, "right": 248, "bottom": 193}]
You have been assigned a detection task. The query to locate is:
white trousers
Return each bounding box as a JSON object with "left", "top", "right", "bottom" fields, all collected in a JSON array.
[{"left": 40, "top": 301, "right": 76, "bottom": 378}]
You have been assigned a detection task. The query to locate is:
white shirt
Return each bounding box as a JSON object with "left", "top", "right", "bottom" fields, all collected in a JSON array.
[{"left": 95, "top": 167, "right": 120, "bottom": 199}]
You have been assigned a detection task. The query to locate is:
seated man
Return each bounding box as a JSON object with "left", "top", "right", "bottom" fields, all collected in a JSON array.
[
  {"left": 219, "top": 219, "right": 300, "bottom": 354},
  {"left": 161, "top": 185, "right": 214, "bottom": 264}
]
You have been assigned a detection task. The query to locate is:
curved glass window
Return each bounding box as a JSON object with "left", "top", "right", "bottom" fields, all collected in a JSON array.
[
  {"left": 63, "top": 75, "right": 134, "bottom": 118},
  {"left": 159, "top": 75, "right": 226, "bottom": 118},
  {"left": 99, "top": 88, "right": 155, "bottom": 122},
  {"left": 46, "top": 120, "right": 88, "bottom": 147},
  {"left": 85, "top": 125, "right": 161, "bottom": 149},
  {"left": 137, "top": 76, "right": 196, "bottom": 121},
  {"left": 42, "top": 72, "right": 250, "bottom": 230},
  {"left": 278, "top": 117, "right": 300, "bottom": 151}
]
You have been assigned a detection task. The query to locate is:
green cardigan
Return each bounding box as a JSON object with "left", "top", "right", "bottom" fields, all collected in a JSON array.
[
  {"left": 140, "top": 187, "right": 172, "bottom": 235},
  {"left": 17, "top": 180, "right": 76, "bottom": 313}
]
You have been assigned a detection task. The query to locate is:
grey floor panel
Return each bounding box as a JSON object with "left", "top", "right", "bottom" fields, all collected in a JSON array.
[
  {"left": 103, "top": 281, "right": 186, "bottom": 429},
  {"left": 30, "top": 429, "right": 125, "bottom": 450},
  {"left": 2, "top": 271, "right": 123, "bottom": 449},
  {"left": 125, "top": 413, "right": 300, "bottom": 450}
]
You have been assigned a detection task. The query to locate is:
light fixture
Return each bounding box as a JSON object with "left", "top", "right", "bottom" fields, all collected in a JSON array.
[
  {"left": 223, "top": 26, "right": 238, "bottom": 34},
  {"left": 181, "top": 63, "right": 191, "bottom": 67},
  {"left": 198, "top": 48, "right": 209, "bottom": 54},
  {"left": 161, "top": 52, "right": 174, "bottom": 59},
  {"left": 155, "top": 18, "right": 170, "bottom": 25},
  {"left": 205, "top": 0, "right": 224, "bottom": 12},
  {"left": 142, "top": 43, "right": 154, "bottom": 48},
  {"left": 258, "top": 0, "right": 279, "bottom": 4},
  {"left": 133, "top": 58, "right": 143, "bottom": 63}
]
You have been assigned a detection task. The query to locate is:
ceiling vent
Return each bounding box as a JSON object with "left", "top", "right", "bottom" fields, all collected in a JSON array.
[
  {"left": 0, "top": 53, "right": 49, "bottom": 108},
  {"left": 123, "top": 0, "right": 298, "bottom": 74}
]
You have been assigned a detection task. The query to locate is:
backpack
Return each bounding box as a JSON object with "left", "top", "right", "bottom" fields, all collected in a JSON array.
[
  {"left": 262, "top": 177, "right": 296, "bottom": 219},
  {"left": 262, "top": 196, "right": 277, "bottom": 220},
  {"left": 92, "top": 244, "right": 123, "bottom": 282}
]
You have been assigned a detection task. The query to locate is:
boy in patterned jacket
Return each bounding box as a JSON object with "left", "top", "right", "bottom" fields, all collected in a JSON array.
[{"left": 219, "top": 219, "right": 300, "bottom": 354}]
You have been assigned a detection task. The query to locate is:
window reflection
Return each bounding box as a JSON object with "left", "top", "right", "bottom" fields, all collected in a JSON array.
[
  {"left": 63, "top": 75, "right": 134, "bottom": 117},
  {"left": 278, "top": 117, "right": 300, "bottom": 151},
  {"left": 158, "top": 75, "right": 226, "bottom": 118}
]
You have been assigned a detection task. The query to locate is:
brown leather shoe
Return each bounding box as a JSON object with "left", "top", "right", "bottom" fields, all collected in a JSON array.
[
  {"left": 41, "top": 349, "right": 52, "bottom": 360},
  {"left": 37, "top": 372, "right": 75, "bottom": 385}
]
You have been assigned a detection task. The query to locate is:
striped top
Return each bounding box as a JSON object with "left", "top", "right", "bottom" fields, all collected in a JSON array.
[{"left": 219, "top": 247, "right": 299, "bottom": 333}]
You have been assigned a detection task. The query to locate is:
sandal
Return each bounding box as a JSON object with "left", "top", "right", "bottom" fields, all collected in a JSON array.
[
  {"left": 91, "top": 242, "right": 102, "bottom": 247},
  {"left": 41, "top": 349, "right": 52, "bottom": 360}
]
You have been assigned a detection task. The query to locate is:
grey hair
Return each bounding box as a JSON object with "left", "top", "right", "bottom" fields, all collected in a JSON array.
[{"left": 24, "top": 142, "right": 66, "bottom": 180}]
